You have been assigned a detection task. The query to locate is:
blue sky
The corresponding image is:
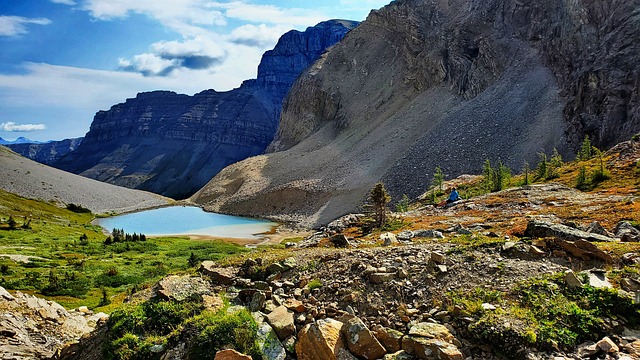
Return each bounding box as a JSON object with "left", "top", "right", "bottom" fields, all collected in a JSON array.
[{"left": 0, "top": 0, "right": 390, "bottom": 141}]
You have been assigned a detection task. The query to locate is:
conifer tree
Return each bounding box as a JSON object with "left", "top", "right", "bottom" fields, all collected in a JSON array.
[{"left": 368, "top": 183, "right": 391, "bottom": 228}]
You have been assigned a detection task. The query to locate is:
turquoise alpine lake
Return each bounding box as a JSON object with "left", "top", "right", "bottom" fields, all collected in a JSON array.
[{"left": 95, "top": 206, "right": 277, "bottom": 239}]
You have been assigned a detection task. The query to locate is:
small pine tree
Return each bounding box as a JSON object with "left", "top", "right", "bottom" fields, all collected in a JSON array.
[
  {"left": 104, "top": 236, "right": 112, "bottom": 245},
  {"left": 395, "top": 194, "right": 410, "bottom": 213},
  {"left": 188, "top": 252, "right": 199, "bottom": 267},
  {"left": 577, "top": 135, "right": 593, "bottom": 161},
  {"left": 79, "top": 233, "right": 89, "bottom": 246},
  {"left": 575, "top": 165, "right": 587, "bottom": 190},
  {"left": 432, "top": 166, "right": 444, "bottom": 193},
  {"left": 368, "top": 183, "right": 391, "bottom": 228},
  {"left": 522, "top": 161, "right": 531, "bottom": 186},
  {"left": 590, "top": 149, "right": 610, "bottom": 183},
  {"left": 7, "top": 216, "right": 17, "bottom": 230},
  {"left": 491, "top": 161, "right": 511, "bottom": 192},
  {"left": 483, "top": 160, "right": 493, "bottom": 193},
  {"left": 547, "top": 148, "right": 562, "bottom": 179},
  {"left": 99, "top": 287, "right": 111, "bottom": 307},
  {"left": 535, "top": 153, "right": 548, "bottom": 180}
]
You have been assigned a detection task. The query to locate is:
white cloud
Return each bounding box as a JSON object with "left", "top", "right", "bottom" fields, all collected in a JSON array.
[
  {"left": 79, "top": 0, "right": 226, "bottom": 35},
  {"left": 210, "top": 2, "right": 327, "bottom": 27},
  {"left": 0, "top": 16, "right": 52, "bottom": 37},
  {"left": 229, "top": 24, "right": 291, "bottom": 47},
  {"left": 0, "top": 122, "right": 47, "bottom": 132},
  {"left": 50, "top": 0, "right": 77, "bottom": 5}
]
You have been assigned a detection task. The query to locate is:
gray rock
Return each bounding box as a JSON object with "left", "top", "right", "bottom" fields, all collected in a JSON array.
[
  {"left": 525, "top": 220, "right": 617, "bottom": 242},
  {"left": 616, "top": 222, "right": 640, "bottom": 242},
  {"left": 199, "top": 262, "right": 237, "bottom": 285},
  {"left": 381, "top": 232, "right": 398, "bottom": 246},
  {"left": 587, "top": 271, "right": 613, "bottom": 289},
  {"left": 586, "top": 221, "right": 612, "bottom": 237},
  {"left": 413, "top": 230, "right": 445, "bottom": 239},
  {"left": 257, "top": 323, "right": 286, "bottom": 360},
  {"left": 397, "top": 230, "right": 414, "bottom": 241},
  {"left": 564, "top": 270, "right": 583, "bottom": 288}
]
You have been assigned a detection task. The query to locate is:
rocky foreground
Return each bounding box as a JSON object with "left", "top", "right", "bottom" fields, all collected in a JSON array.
[
  {"left": 0, "top": 286, "right": 107, "bottom": 360},
  {"left": 58, "top": 175, "right": 640, "bottom": 359}
]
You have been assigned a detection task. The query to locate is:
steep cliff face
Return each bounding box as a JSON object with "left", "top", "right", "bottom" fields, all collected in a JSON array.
[
  {"left": 6, "top": 137, "right": 82, "bottom": 165},
  {"left": 193, "top": 0, "right": 640, "bottom": 227},
  {"left": 54, "top": 20, "right": 357, "bottom": 199}
]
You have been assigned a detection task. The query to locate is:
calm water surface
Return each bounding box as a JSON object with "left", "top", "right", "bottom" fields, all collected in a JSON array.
[{"left": 96, "top": 206, "right": 276, "bottom": 239}]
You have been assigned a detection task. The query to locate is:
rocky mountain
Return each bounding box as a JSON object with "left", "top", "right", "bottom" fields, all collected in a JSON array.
[
  {"left": 53, "top": 20, "right": 358, "bottom": 199},
  {"left": 0, "top": 146, "right": 170, "bottom": 214},
  {"left": 193, "top": 0, "right": 640, "bottom": 227},
  {"left": 7, "top": 137, "right": 82, "bottom": 165}
]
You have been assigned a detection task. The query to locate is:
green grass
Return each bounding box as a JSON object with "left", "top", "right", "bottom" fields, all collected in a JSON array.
[
  {"left": 0, "top": 189, "right": 249, "bottom": 309},
  {"left": 449, "top": 272, "right": 640, "bottom": 355},
  {"left": 105, "top": 297, "right": 262, "bottom": 360}
]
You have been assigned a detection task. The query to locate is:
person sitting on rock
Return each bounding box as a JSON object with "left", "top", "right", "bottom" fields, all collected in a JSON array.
[{"left": 437, "top": 187, "right": 461, "bottom": 207}]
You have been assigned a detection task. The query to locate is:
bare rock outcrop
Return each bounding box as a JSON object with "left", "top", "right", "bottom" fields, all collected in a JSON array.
[
  {"left": 195, "top": 0, "right": 639, "bottom": 227},
  {"left": 0, "top": 286, "right": 107, "bottom": 360}
]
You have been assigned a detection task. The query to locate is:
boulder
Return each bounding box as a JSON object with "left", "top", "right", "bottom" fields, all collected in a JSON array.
[
  {"left": 331, "top": 234, "right": 352, "bottom": 248},
  {"left": 587, "top": 271, "right": 612, "bottom": 289},
  {"left": 381, "top": 232, "right": 398, "bottom": 246},
  {"left": 266, "top": 306, "right": 296, "bottom": 341},
  {"left": 341, "top": 316, "right": 386, "bottom": 360},
  {"left": 374, "top": 326, "right": 404, "bottom": 353},
  {"left": 157, "top": 275, "right": 211, "bottom": 302},
  {"left": 596, "top": 336, "right": 619, "bottom": 353},
  {"left": 525, "top": 220, "right": 617, "bottom": 242},
  {"left": 199, "top": 261, "right": 237, "bottom": 285},
  {"left": 430, "top": 252, "right": 447, "bottom": 265},
  {"left": 257, "top": 323, "right": 286, "bottom": 360},
  {"left": 586, "top": 221, "right": 613, "bottom": 237},
  {"left": 554, "top": 239, "right": 613, "bottom": 263},
  {"left": 397, "top": 231, "right": 414, "bottom": 241},
  {"left": 564, "top": 270, "right": 583, "bottom": 288},
  {"left": 402, "top": 322, "right": 463, "bottom": 360},
  {"left": 214, "top": 349, "right": 253, "bottom": 360},
  {"left": 616, "top": 222, "right": 640, "bottom": 242},
  {"left": 296, "top": 318, "right": 349, "bottom": 360}
]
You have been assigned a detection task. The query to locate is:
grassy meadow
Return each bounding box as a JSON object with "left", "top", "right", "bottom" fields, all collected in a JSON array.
[{"left": 0, "top": 189, "right": 249, "bottom": 310}]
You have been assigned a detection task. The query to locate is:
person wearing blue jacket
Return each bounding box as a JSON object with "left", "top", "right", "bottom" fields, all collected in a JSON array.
[{"left": 447, "top": 187, "right": 461, "bottom": 203}]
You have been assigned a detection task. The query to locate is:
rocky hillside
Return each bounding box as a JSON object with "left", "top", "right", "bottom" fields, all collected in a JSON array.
[
  {"left": 7, "top": 138, "right": 82, "bottom": 165},
  {"left": 0, "top": 146, "right": 170, "bottom": 214},
  {"left": 193, "top": 0, "right": 640, "bottom": 227},
  {"left": 58, "top": 140, "right": 640, "bottom": 359},
  {"left": 53, "top": 20, "right": 357, "bottom": 199}
]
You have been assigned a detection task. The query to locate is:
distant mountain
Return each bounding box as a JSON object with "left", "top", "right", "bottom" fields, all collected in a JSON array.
[
  {"left": 54, "top": 20, "right": 358, "bottom": 199},
  {"left": 6, "top": 137, "right": 82, "bottom": 165},
  {"left": 0, "top": 137, "right": 47, "bottom": 145}
]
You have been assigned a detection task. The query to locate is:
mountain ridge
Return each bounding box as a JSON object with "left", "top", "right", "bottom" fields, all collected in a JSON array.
[{"left": 53, "top": 20, "right": 358, "bottom": 199}]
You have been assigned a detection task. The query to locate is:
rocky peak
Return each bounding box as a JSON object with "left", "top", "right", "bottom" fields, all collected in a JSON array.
[
  {"left": 257, "top": 20, "right": 359, "bottom": 97},
  {"left": 53, "top": 20, "right": 357, "bottom": 199}
]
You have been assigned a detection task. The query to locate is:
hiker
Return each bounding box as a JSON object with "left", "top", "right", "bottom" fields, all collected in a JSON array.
[{"left": 437, "top": 187, "right": 461, "bottom": 207}]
